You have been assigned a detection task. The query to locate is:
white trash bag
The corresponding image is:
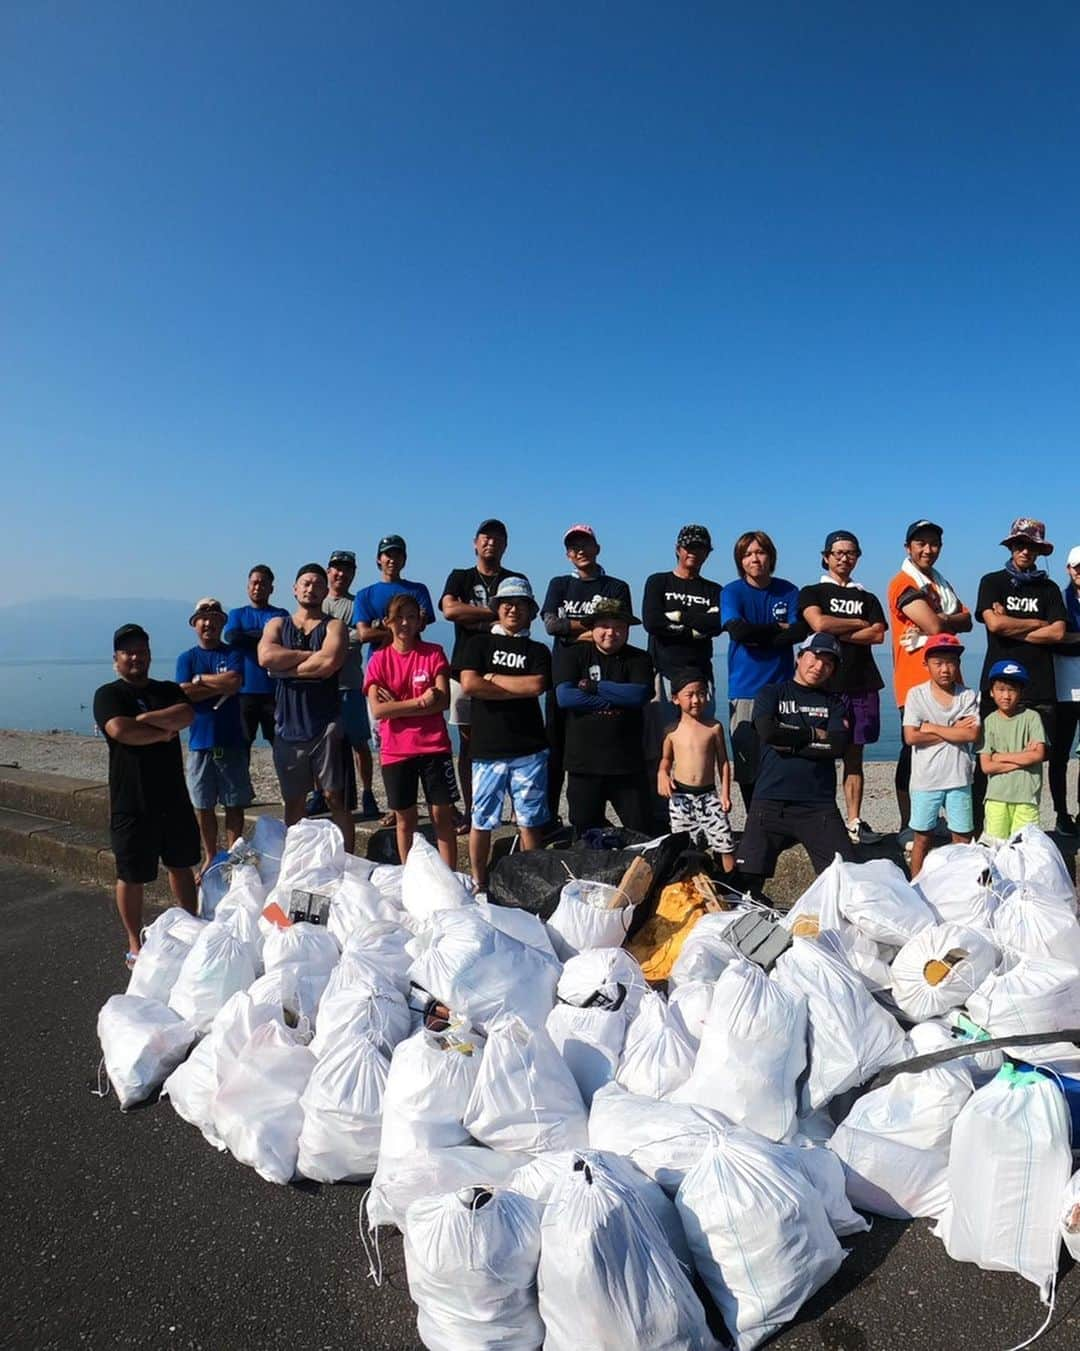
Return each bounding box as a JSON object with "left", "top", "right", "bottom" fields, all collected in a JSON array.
[
  {"left": 213, "top": 862, "right": 267, "bottom": 927},
  {"left": 464, "top": 1013, "right": 588, "bottom": 1154},
  {"left": 667, "top": 979, "right": 713, "bottom": 1050},
  {"left": 828, "top": 1038, "right": 973, "bottom": 1219},
  {"left": 1062, "top": 1170, "right": 1080, "bottom": 1264},
  {"left": 168, "top": 919, "right": 260, "bottom": 1033},
  {"left": 913, "top": 841, "right": 997, "bottom": 929},
  {"left": 379, "top": 1026, "right": 484, "bottom": 1161},
  {"left": 991, "top": 825, "right": 1076, "bottom": 911},
  {"left": 407, "top": 906, "right": 559, "bottom": 1031},
  {"left": 676, "top": 1130, "right": 844, "bottom": 1351},
  {"left": 992, "top": 884, "right": 1080, "bottom": 970},
  {"left": 512, "top": 1148, "right": 691, "bottom": 1267},
  {"left": 836, "top": 858, "right": 935, "bottom": 947},
  {"left": 545, "top": 1001, "right": 623, "bottom": 1106},
  {"left": 538, "top": 1154, "right": 719, "bottom": 1351},
  {"left": 616, "top": 990, "right": 695, "bottom": 1100},
  {"left": 327, "top": 871, "right": 400, "bottom": 947},
  {"left": 783, "top": 858, "right": 894, "bottom": 992},
  {"left": 213, "top": 1021, "right": 315, "bottom": 1184},
  {"left": 340, "top": 921, "right": 413, "bottom": 995},
  {"left": 400, "top": 832, "right": 474, "bottom": 926},
  {"left": 545, "top": 879, "right": 634, "bottom": 961},
  {"left": 96, "top": 994, "right": 198, "bottom": 1110},
  {"left": 160, "top": 1036, "right": 224, "bottom": 1148},
  {"left": 588, "top": 1081, "right": 731, "bottom": 1195},
  {"left": 126, "top": 908, "right": 206, "bottom": 1003},
  {"left": 672, "top": 957, "right": 806, "bottom": 1142},
  {"left": 773, "top": 936, "right": 908, "bottom": 1110},
  {"left": 262, "top": 921, "right": 340, "bottom": 1024},
  {"left": 296, "top": 1035, "right": 390, "bottom": 1182},
  {"left": 276, "top": 817, "right": 346, "bottom": 892},
  {"left": 250, "top": 813, "right": 287, "bottom": 887},
  {"left": 889, "top": 923, "right": 999, "bottom": 1022},
  {"left": 404, "top": 1187, "right": 543, "bottom": 1351},
  {"left": 966, "top": 954, "right": 1080, "bottom": 1066},
  {"left": 556, "top": 946, "right": 649, "bottom": 1020},
  {"left": 667, "top": 908, "right": 744, "bottom": 990},
  {"left": 936, "top": 1066, "right": 1072, "bottom": 1299},
  {"left": 309, "top": 980, "right": 411, "bottom": 1059},
  {"left": 477, "top": 897, "right": 558, "bottom": 957}
]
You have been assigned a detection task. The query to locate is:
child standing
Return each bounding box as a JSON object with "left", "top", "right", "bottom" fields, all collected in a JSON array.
[
  {"left": 364, "top": 593, "right": 459, "bottom": 868},
  {"left": 902, "top": 634, "right": 981, "bottom": 877},
  {"left": 658, "top": 670, "right": 736, "bottom": 871},
  {"left": 978, "top": 660, "right": 1047, "bottom": 842}
]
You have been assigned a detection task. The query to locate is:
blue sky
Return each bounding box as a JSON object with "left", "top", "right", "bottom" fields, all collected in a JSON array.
[{"left": 4, "top": 3, "right": 1079, "bottom": 620}]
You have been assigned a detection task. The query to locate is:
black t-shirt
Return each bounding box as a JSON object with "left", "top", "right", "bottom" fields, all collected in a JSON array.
[
  {"left": 797, "top": 582, "right": 886, "bottom": 694},
  {"left": 641, "top": 571, "right": 723, "bottom": 681},
  {"left": 541, "top": 573, "right": 633, "bottom": 648},
  {"left": 554, "top": 641, "right": 654, "bottom": 776},
  {"left": 460, "top": 633, "right": 552, "bottom": 760},
  {"left": 976, "top": 570, "right": 1068, "bottom": 704},
  {"left": 441, "top": 566, "right": 527, "bottom": 674},
  {"left": 752, "top": 679, "right": 847, "bottom": 803},
  {"left": 92, "top": 678, "right": 191, "bottom": 815}
]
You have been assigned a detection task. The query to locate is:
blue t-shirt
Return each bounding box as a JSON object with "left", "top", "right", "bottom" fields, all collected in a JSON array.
[
  {"left": 223, "top": 604, "right": 290, "bottom": 695},
  {"left": 352, "top": 579, "right": 436, "bottom": 629},
  {"left": 721, "top": 577, "right": 800, "bottom": 700},
  {"left": 175, "top": 646, "right": 246, "bottom": 751}
]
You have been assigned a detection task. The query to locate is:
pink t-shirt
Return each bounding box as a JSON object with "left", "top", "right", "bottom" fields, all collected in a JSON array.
[{"left": 363, "top": 640, "right": 452, "bottom": 764}]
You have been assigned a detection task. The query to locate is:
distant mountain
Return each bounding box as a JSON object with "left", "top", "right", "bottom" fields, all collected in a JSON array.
[{"left": 0, "top": 598, "right": 193, "bottom": 662}]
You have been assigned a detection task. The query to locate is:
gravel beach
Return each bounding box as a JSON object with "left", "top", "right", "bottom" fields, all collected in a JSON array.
[{"left": 3, "top": 727, "right": 1075, "bottom": 836}]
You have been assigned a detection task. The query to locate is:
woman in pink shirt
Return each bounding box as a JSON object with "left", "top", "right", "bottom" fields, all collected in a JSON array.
[{"left": 364, "top": 593, "right": 459, "bottom": 867}]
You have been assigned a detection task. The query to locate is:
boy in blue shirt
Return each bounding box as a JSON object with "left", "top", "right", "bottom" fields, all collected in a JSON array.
[
  {"left": 351, "top": 534, "right": 436, "bottom": 648},
  {"left": 176, "top": 598, "right": 252, "bottom": 879},
  {"left": 223, "top": 564, "right": 289, "bottom": 758}
]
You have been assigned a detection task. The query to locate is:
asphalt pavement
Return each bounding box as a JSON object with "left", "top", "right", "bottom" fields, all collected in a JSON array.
[{"left": 1, "top": 857, "right": 1078, "bottom": 1351}]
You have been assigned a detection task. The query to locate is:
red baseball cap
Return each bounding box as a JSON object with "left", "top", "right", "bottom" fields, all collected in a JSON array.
[
  {"left": 924, "top": 633, "right": 965, "bottom": 659},
  {"left": 563, "top": 523, "right": 598, "bottom": 546}
]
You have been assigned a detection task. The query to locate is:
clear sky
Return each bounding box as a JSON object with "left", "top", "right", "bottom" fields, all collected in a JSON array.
[{"left": 4, "top": 3, "right": 1079, "bottom": 618}]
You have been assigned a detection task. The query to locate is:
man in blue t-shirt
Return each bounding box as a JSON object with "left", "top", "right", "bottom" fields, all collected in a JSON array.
[
  {"left": 223, "top": 564, "right": 290, "bottom": 760},
  {"left": 351, "top": 534, "right": 436, "bottom": 647},
  {"left": 541, "top": 523, "right": 633, "bottom": 823},
  {"left": 720, "top": 530, "right": 805, "bottom": 808},
  {"left": 176, "top": 598, "right": 251, "bottom": 879}
]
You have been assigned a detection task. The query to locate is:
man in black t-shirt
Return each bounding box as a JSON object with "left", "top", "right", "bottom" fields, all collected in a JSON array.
[
  {"left": 973, "top": 518, "right": 1066, "bottom": 828},
  {"left": 92, "top": 623, "right": 200, "bottom": 965},
  {"left": 555, "top": 597, "right": 653, "bottom": 835},
  {"left": 798, "top": 530, "right": 887, "bottom": 846},
  {"left": 541, "top": 523, "right": 633, "bottom": 824},
  {"left": 440, "top": 518, "right": 527, "bottom": 826},
  {"left": 459, "top": 577, "right": 552, "bottom": 889},
  {"left": 641, "top": 524, "right": 723, "bottom": 700},
  {"left": 736, "top": 632, "right": 855, "bottom": 893}
]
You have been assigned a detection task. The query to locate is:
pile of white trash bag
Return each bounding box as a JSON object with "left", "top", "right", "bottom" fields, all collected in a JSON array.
[{"left": 97, "top": 819, "right": 1080, "bottom": 1349}]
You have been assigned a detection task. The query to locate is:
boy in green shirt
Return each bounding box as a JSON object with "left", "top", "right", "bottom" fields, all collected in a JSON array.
[{"left": 978, "top": 659, "right": 1047, "bottom": 841}]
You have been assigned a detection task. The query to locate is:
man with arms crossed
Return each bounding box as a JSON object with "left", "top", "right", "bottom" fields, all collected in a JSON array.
[
  {"left": 886, "top": 520, "right": 972, "bottom": 838},
  {"left": 94, "top": 624, "right": 199, "bottom": 966},
  {"left": 175, "top": 598, "right": 248, "bottom": 880},
  {"left": 224, "top": 565, "right": 289, "bottom": 764},
  {"left": 322, "top": 548, "right": 379, "bottom": 820},
  {"left": 441, "top": 519, "right": 526, "bottom": 829},
  {"left": 258, "top": 564, "right": 353, "bottom": 851}
]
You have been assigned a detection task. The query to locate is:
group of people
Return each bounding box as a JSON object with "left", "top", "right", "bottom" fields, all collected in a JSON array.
[{"left": 93, "top": 514, "right": 1080, "bottom": 961}]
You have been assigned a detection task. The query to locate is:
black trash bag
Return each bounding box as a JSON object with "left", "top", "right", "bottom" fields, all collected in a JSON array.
[
  {"left": 364, "top": 823, "right": 438, "bottom": 865},
  {"left": 488, "top": 832, "right": 693, "bottom": 922}
]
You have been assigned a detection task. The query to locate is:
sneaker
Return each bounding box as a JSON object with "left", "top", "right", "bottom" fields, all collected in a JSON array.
[
  {"left": 1055, "top": 813, "right": 1079, "bottom": 838},
  {"left": 847, "top": 819, "right": 884, "bottom": 845},
  {"left": 360, "top": 788, "right": 380, "bottom": 820}
]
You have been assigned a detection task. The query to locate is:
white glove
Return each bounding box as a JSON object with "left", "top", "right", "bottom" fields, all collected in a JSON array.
[{"left": 664, "top": 610, "right": 683, "bottom": 624}]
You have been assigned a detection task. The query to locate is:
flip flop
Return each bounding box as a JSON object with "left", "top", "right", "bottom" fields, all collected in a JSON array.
[
  {"left": 379, "top": 811, "right": 396, "bottom": 829},
  {"left": 454, "top": 814, "right": 471, "bottom": 837},
  {"left": 125, "top": 951, "right": 139, "bottom": 970}
]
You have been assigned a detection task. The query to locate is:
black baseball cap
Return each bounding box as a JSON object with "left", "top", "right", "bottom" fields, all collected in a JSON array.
[
  {"left": 676, "top": 524, "right": 712, "bottom": 551},
  {"left": 823, "top": 530, "right": 861, "bottom": 555},
  {"left": 377, "top": 534, "right": 407, "bottom": 556},
  {"left": 113, "top": 623, "right": 149, "bottom": 651},
  {"left": 328, "top": 549, "right": 356, "bottom": 568},
  {"left": 905, "top": 519, "right": 943, "bottom": 544},
  {"left": 475, "top": 518, "right": 508, "bottom": 538},
  {"left": 295, "top": 562, "right": 328, "bottom": 582}
]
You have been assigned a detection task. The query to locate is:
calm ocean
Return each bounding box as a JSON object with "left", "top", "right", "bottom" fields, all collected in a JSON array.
[{"left": 4, "top": 650, "right": 991, "bottom": 760}]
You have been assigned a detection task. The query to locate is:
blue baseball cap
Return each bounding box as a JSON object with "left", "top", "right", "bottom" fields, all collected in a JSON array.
[
  {"left": 988, "top": 660, "right": 1029, "bottom": 685},
  {"left": 799, "top": 632, "right": 841, "bottom": 661}
]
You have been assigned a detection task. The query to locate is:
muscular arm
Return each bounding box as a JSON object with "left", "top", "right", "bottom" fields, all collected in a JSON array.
[
  {"left": 294, "top": 619, "right": 348, "bottom": 678},
  {"left": 1024, "top": 621, "right": 1067, "bottom": 644},
  {"left": 180, "top": 671, "right": 241, "bottom": 701},
  {"left": 137, "top": 702, "right": 194, "bottom": 732},
  {"left": 982, "top": 608, "right": 1044, "bottom": 639},
  {"left": 258, "top": 618, "right": 306, "bottom": 673}
]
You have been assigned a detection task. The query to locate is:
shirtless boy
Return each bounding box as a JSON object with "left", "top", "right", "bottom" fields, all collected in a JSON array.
[{"left": 658, "top": 669, "right": 736, "bottom": 869}]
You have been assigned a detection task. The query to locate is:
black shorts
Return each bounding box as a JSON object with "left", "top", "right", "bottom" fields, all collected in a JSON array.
[
  {"left": 736, "top": 798, "right": 855, "bottom": 879},
  {"left": 240, "top": 693, "right": 276, "bottom": 746},
  {"left": 381, "top": 754, "right": 460, "bottom": 812},
  {"left": 110, "top": 805, "right": 201, "bottom": 884}
]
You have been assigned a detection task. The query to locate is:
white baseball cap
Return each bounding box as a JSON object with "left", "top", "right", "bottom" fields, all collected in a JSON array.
[{"left": 1067, "top": 546, "right": 1080, "bottom": 568}]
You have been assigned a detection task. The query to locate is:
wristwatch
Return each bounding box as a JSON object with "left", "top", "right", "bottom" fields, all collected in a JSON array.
[{"left": 192, "top": 674, "right": 203, "bottom": 685}]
